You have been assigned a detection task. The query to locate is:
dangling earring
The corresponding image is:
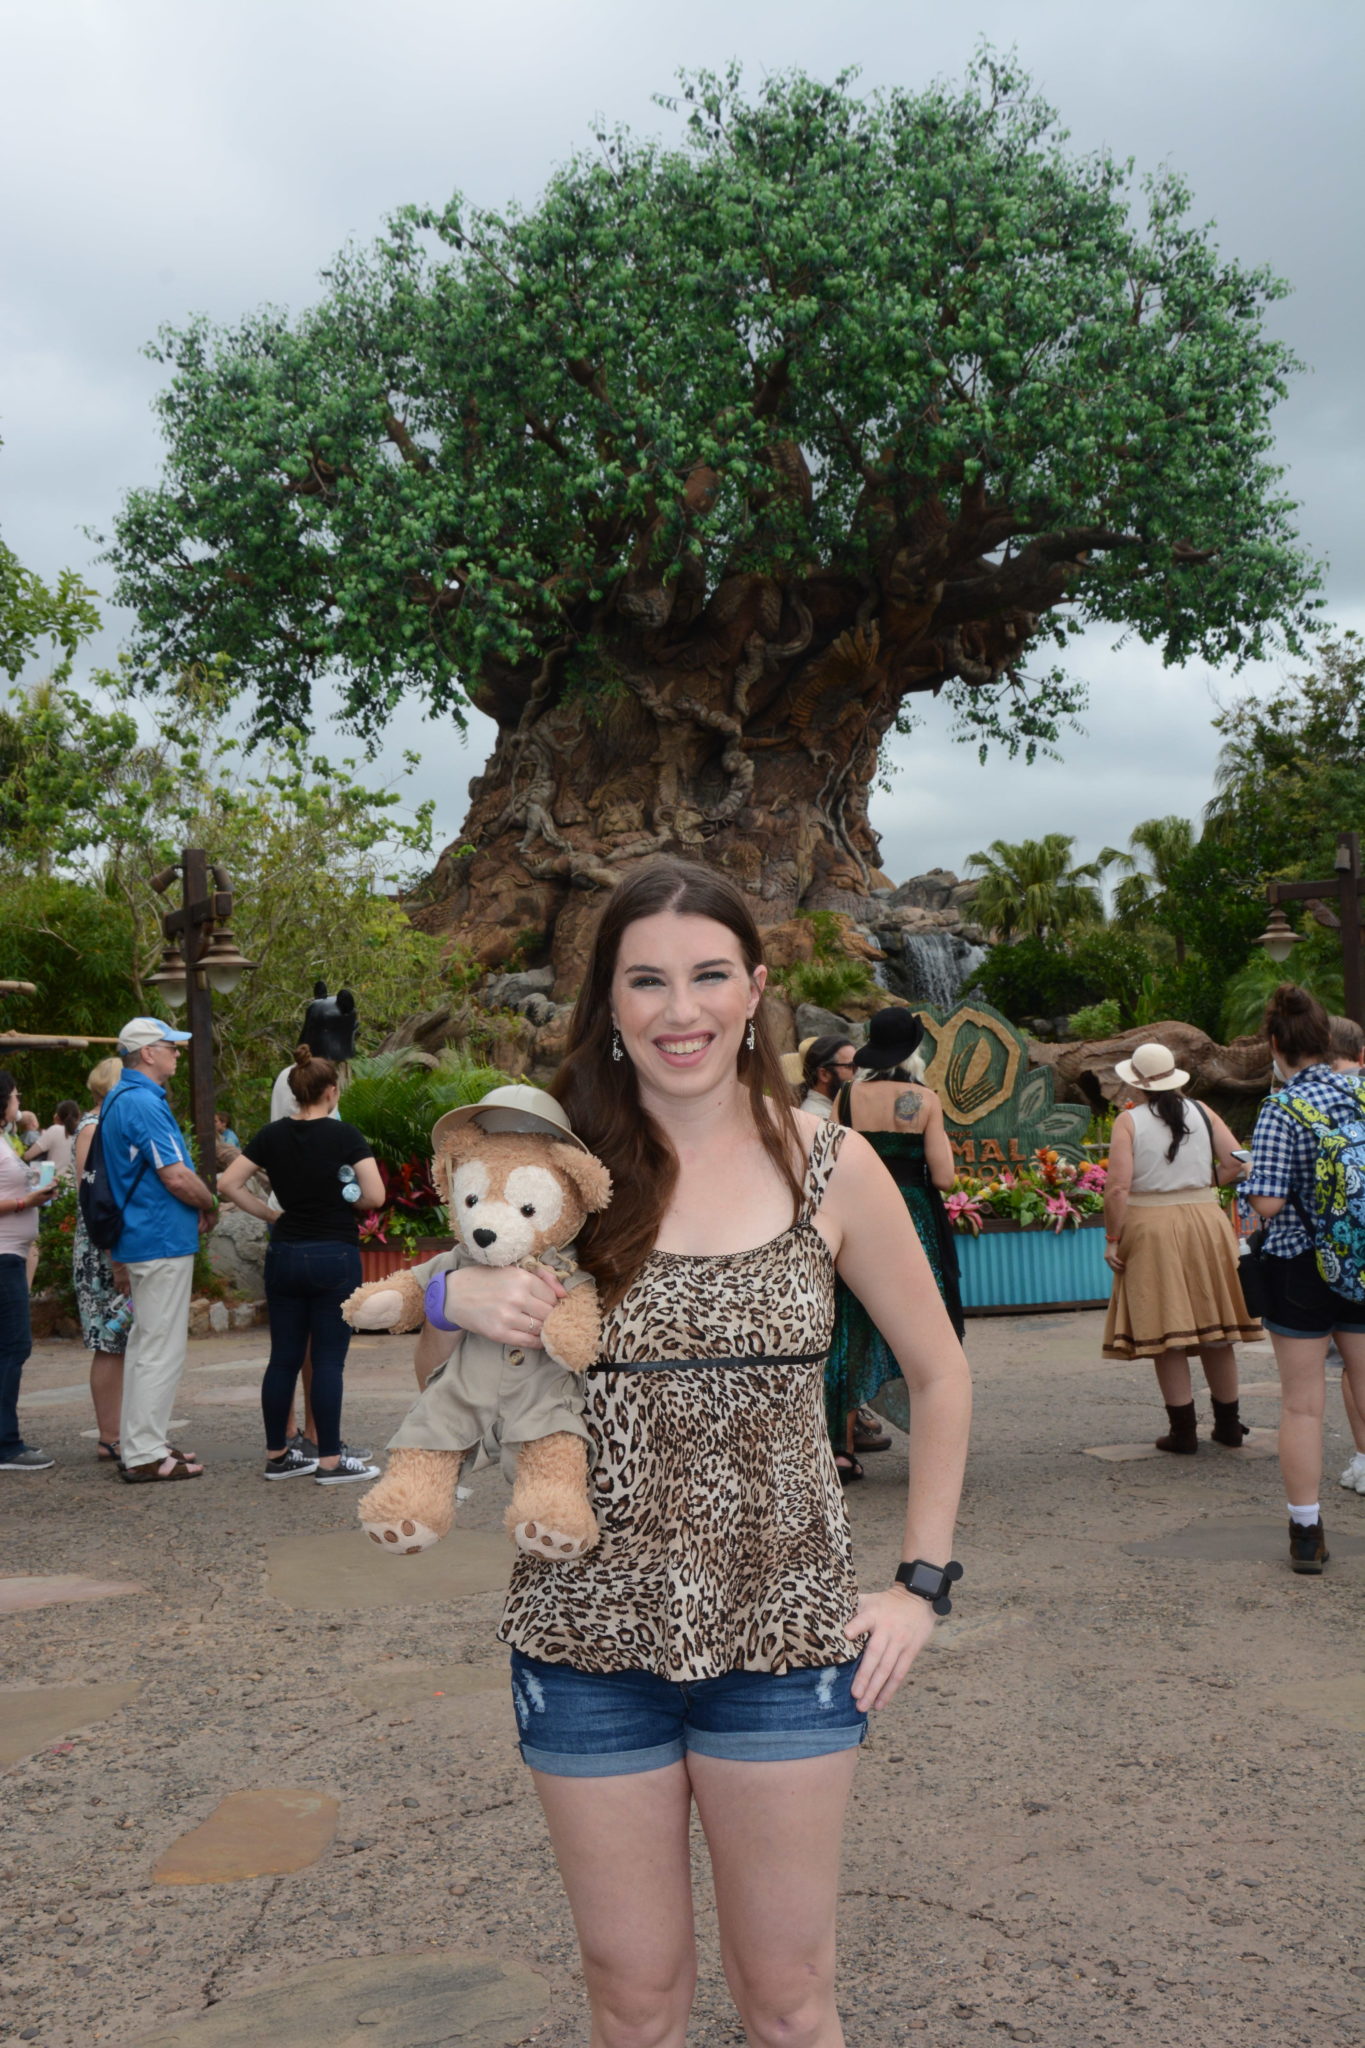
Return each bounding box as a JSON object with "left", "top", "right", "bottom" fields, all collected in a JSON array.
[
  {"left": 611, "top": 1029, "right": 623, "bottom": 1063},
  {"left": 745, "top": 1020, "right": 756, "bottom": 1052}
]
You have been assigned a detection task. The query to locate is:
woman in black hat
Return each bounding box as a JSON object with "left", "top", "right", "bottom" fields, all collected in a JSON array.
[{"left": 825, "top": 1008, "right": 964, "bottom": 1478}]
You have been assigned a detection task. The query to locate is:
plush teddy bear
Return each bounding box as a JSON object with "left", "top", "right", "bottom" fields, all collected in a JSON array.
[{"left": 343, "top": 1085, "right": 611, "bottom": 1562}]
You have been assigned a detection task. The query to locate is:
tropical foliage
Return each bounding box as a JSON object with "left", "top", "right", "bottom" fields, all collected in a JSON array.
[
  {"left": 339, "top": 1048, "right": 515, "bottom": 1247},
  {"left": 965, "top": 835, "right": 1110, "bottom": 941},
  {"left": 0, "top": 656, "right": 457, "bottom": 1136}
]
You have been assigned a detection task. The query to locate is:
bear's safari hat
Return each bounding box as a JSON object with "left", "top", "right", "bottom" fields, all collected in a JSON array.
[
  {"left": 430, "top": 1083, "right": 588, "bottom": 1155},
  {"left": 1112, "top": 1042, "right": 1189, "bottom": 1092}
]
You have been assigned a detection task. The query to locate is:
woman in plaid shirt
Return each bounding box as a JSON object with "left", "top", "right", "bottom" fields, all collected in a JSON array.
[{"left": 1246, "top": 985, "right": 1365, "bottom": 1574}]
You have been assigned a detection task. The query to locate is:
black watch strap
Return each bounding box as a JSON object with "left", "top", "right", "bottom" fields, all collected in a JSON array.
[{"left": 894, "top": 1558, "right": 963, "bottom": 1616}]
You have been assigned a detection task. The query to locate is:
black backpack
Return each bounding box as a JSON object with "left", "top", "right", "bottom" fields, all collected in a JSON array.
[{"left": 78, "top": 1110, "right": 147, "bottom": 1252}]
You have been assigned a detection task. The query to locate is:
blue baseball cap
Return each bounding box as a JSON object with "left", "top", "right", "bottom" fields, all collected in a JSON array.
[{"left": 118, "top": 1016, "right": 193, "bottom": 1051}]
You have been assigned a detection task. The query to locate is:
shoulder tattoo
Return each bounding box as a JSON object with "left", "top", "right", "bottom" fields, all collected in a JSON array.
[{"left": 895, "top": 1087, "right": 922, "bottom": 1122}]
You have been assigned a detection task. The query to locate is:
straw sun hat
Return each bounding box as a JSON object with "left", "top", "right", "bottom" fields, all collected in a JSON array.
[{"left": 1112, "top": 1042, "right": 1190, "bottom": 1092}]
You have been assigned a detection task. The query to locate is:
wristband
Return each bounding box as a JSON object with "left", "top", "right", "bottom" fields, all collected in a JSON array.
[{"left": 424, "top": 1273, "right": 462, "bottom": 1334}]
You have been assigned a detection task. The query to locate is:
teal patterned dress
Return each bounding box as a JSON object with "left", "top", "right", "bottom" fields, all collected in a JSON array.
[{"left": 823, "top": 1123, "right": 964, "bottom": 1446}]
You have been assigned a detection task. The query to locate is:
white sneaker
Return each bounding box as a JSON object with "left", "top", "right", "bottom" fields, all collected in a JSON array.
[
  {"left": 1338, "top": 1450, "right": 1365, "bottom": 1494},
  {"left": 315, "top": 1452, "right": 381, "bottom": 1485}
]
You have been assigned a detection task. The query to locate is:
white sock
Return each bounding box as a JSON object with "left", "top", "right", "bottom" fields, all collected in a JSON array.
[{"left": 1287, "top": 1501, "right": 1321, "bottom": 1527}]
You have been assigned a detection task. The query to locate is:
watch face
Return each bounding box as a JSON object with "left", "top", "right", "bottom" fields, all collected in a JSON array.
[{"left": 903, "top": 1562, "right": 942, "bottom": 1598}]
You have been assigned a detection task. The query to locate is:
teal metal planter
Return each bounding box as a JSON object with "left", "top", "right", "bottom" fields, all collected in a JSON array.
[
  {"left": 870, "top": 1217, "right": 1110, "bottom": 1433},
  {"left": 956, "top": 1217, "right": 1109, "bottom": 1315}
]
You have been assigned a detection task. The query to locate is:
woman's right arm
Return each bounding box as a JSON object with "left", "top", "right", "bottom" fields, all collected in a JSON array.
[
  {"left": 216, "top": 1151, "right": 277, "bottom": 1224},
  {"left": 440, "top": 1262, "right": 569, "bottom": 1345},
  {"left": 74, "top": 1122, "right": 95, "bottom": 1177},
  {"left": 919, "top": 1093, "right": 956, "bottom": 1190},
  {"left": 1207, "top": 1107, "right": 1249, "bottom": 1185},
  {"left": 1102, "top": 1112, "right": 1134, "bottom": 1264}
]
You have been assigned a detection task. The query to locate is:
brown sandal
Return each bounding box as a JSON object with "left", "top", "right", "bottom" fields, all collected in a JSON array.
[{"left": 120, "top": 1451, "right": 203, "bottom": 1483}]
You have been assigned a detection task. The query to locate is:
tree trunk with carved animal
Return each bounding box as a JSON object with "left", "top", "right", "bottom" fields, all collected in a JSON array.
[{"left": 414, "top": 565, "right": 1049, "bottom": 983}]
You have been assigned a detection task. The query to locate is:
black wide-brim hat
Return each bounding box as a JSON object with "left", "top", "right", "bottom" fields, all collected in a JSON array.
[{"left": 853, "top": 1007, "right": 926, "bottom": 1070}]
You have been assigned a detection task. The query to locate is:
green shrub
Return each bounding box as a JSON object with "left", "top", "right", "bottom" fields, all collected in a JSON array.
[
  {"left": 780, "top": 958, "right": 878, "bottom": 1013},
  {"left": 339, "top": 1047, "right": 515, "bottom": 1169},
  {"left": 975, "top": 938, "right": 1091, "bottom": 1024},
  {"left": 1068, "top": 998, "right": 1122, "bottom": 1040}
]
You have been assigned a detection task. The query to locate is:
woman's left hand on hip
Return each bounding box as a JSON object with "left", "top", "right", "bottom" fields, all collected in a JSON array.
[{"left": 844, "top": 1588, "right": 937, "bottom": 1710}]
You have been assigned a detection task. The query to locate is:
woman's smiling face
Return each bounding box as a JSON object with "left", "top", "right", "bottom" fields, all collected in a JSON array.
[{"left": 611, "top": 910, "right": 765, "bottom": 1097}]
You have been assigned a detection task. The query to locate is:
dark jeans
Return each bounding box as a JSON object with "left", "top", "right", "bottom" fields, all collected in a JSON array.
[
  {"left": 262, "top": 1240, "right": 361, "bottom": 1457},
  {"left": 0, "top": 1253, "right": 33, "bottom": 1460}
]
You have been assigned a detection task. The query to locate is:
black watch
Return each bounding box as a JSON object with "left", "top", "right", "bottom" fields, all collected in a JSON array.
[{"left": 894, "top": 1558, "right": 963, "bottom": 1616}]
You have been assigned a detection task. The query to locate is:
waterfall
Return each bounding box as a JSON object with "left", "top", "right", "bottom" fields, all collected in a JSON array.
[{"left": 887, "top": 931, "right": 989, "bottom": 1009}]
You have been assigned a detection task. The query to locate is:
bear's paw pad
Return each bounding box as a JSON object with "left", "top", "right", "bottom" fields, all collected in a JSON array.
[
  {"left": 362, "top": 1515, "right": 440, "bottom": 1556},
  {"left": 515, "top": 1519, "right": 596, "bottom": 1560}
]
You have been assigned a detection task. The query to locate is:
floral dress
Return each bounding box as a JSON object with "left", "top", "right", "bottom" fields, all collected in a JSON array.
[{"left": 72, "top": 1110, "right": 130, "bottom": 1355}]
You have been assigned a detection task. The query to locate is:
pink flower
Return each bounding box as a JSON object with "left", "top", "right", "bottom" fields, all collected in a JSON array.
[
  {"left": 998, "top": 1171, "right": 1017, "bottom": 1190},
  {"left": 1077, "top": 1164, "right": 1108, "bottom": 1192},
  {"left": 946, "top": 1191, "right": 986, "bottom": 1235},
  {"left": 1044, "top": 1193, "right": 1078, "bottom": 1233}
]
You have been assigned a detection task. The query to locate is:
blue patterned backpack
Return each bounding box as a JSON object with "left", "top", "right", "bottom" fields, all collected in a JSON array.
[{"left": 1274, "top": 1074, "right": 1365, "bottom": 1302}]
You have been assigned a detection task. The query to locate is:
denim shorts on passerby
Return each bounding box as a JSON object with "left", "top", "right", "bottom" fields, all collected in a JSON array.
[
  {"left": 508, "top": 1650, "right": 867, "bottom": 1776},
  {"left": 1261, "top": 1248, "right": 1365, "bottom": 1339}
]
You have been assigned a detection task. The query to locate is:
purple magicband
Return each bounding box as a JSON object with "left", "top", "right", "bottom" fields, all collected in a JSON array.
[{"left": 424, "top": 1273, "right": 461, "bottom": 1333}]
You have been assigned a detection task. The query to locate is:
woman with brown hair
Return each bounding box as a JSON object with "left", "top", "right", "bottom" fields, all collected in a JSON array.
[
  {"left": 1102, "top": 1041, "right": 1256, "bottom": 1450},
  {"left": 219, "top": 1047, "right": 385, "bottom": 1483},
  {"left": 418, "top": 857, "right": 971, "bottom": 2048},
  {"left": 1245, "top": 985, "right": 1365, "bottom": 1572}
]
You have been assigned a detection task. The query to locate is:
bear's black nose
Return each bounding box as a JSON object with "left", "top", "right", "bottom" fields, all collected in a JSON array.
[{"left": 472, "top": 1227, "right": 497, "bottom": 1248}]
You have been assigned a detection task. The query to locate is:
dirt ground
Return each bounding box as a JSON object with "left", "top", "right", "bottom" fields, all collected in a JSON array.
[{"left": 1, "top": 1311, "right": 1361, "bottom": 2047}]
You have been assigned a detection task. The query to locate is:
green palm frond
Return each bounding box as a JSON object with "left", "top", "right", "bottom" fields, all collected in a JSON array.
[{"left": 340, "top": 1050, "right": 515, "bottom": 1166}]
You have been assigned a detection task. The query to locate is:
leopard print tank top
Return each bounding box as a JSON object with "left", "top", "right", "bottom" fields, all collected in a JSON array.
[{"left": 497, "top": 1120, "right": 860, "bottom": 1680}]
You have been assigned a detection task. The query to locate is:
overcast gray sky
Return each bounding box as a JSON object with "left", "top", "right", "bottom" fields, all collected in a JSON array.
[{"left": 2, "top": 0, "right": 1361, "bottom": 886}]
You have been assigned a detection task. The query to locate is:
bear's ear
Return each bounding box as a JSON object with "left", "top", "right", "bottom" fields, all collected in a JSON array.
[
  {"left": 434, "top": 1124, "right": 485, "bottom": 1198},
  {"left": 554, "top": 1147, "right": 612, "bottom": 1214}
]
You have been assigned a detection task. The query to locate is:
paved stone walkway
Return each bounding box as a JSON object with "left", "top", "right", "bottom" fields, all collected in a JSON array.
[{"left": 0, "top": 1317, "right": 1361, "bottom": 2046}]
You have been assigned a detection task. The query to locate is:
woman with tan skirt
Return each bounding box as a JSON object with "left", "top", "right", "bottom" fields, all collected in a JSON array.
[{"left": 1102, "top": 1042, "right": 1259, "bottom": 1452}]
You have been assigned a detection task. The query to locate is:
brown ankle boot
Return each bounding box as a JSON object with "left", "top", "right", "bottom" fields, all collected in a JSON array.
[
  {"left": 1155, "top": 1401, "right": 1199, "bottom": 1454},
  {"left": 1210, "top": 1397, "right": 1250, "bottom": 1447}
]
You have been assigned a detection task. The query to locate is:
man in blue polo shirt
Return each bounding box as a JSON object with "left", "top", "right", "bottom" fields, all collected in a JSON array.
[{"left": 104, "top": 1018, "right": 217, "bottom": 1482}]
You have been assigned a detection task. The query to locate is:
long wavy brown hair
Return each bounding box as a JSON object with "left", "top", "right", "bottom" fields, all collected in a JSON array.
[{"left": 553, "top": 859, "right": 804, "bottom": 1308}]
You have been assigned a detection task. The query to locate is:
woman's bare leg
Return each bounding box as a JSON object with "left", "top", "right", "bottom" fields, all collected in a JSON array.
[
  {"left": 1271, "top": 1333, "right": 1330, "bottom": 1503},
  {"left": 1152, "top": 1349, "right": 1193, "bottom": 1404},
  {"left": 531, "top": 1762, "right": 697, "bottom": 2048},
  {"left": 1196, "top": 1342, "right": 1238, "bottom": 1402},
  {"left": 89, "top": 1349, "right": 123, "bottom": 1444},
  {"left": 1340, "top": 1343, "right": 1365, "bottom": 1452},
  {"left": 690, "top": 1748, "right": 858, "bottom": 2048}
]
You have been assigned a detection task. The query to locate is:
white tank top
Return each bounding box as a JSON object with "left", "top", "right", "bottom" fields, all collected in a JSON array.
[{"left": 1127, "top": 1098, "right": 1212, "bottom": 1193}]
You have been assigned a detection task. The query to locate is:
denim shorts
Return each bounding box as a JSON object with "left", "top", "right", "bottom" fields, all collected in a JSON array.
[
  {"left": 1261, "top": 1249, "right": 1365, "bottom": 1340},
  {"left": 509, "top": 1650, "right": 867, "bottom": 1777}
]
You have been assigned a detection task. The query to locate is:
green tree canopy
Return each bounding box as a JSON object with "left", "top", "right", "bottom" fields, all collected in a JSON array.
[
  {"left": 110, "top": 56, "right": 1317, "bottom": 749},
  {"left": 965, "top": 833, "right": 1109, "bottom": 940},
  {"left": 1204, "top": 633, "right": 1365, "bottom": 881},
  {"left": 1101, "top": 813, "right": 1198, "bottom": 960}
]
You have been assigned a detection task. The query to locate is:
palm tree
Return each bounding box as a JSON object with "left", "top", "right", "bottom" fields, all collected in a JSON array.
[
  {"left": 1100, "top": 815, "right": 1196, "bottom": 963},
  {"left": 964, "top": 834, "right": 1110, "bottom": 942}
]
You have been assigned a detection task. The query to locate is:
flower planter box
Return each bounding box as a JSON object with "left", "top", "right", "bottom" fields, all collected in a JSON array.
[{"left": 956, "top": 1216, "right": 1109, "bottom": 1316}]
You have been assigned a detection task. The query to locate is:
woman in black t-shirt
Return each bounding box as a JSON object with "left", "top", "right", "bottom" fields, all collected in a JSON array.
[{"left": 218, "top": 1047, "right": 385, "bottom": 1483}]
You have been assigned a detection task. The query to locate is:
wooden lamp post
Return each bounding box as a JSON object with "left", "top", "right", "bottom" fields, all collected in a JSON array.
[
  {"left": 145, "top": 852, "right": 255, "bottom": 1186},
  {"left": 1256, "top": 830, "right": 1364, "bottom": 1028}
]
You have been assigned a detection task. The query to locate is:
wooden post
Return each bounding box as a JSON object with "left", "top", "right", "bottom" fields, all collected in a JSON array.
[
  {"left": 1339, "top": 831, "right": 1364, "bottom": 1030},
  {"left": 180, "top": 848, "right": 218, "bottom": 1189}
]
